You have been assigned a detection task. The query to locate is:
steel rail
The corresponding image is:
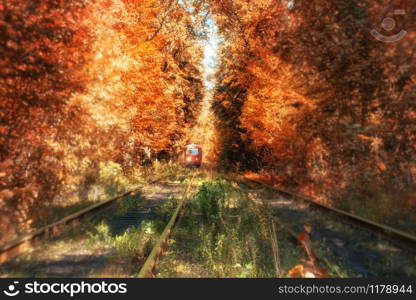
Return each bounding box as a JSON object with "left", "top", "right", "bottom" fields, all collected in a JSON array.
[
  {"left": 244, "top": 183, "right": 327, "bottom": 277},
  {"left": 0, "top": 189, "right": 140, "bottom": 264},
  {"left": 239, "top": 175, "right": 416, "bottom": 248},
  {"left": 137, "top": 175, "right": 195, "bottom": 278}
]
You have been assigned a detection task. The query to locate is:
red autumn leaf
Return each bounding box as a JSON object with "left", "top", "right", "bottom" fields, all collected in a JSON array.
[
  {"left": 288, "top": 264, "right": 305, "bottom": 278},
  {"left": 298, "top": 232, "right": 308, "bottom": 242}
]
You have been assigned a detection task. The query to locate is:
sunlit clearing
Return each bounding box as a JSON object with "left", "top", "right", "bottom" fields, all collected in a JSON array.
[
  {"left": 202, "top": 17, "right": 220, "bottom": 90},
  {"left": 189, "top": 14, "right": 221, "bottom": 165}
]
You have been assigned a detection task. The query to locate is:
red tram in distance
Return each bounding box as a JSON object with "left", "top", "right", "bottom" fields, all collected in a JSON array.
[{"left": 184, "top": 144, "right": 202, "bottom": 168}]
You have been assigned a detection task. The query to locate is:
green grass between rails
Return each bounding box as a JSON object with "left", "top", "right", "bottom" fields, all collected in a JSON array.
[{"left": 155, "top": 178, "right": 283, "bottom": 277}]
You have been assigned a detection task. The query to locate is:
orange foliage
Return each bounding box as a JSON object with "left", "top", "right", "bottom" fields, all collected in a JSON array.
[
  {"left": 0, "top": 0, "right": 203, "bottom": 242},
  {"left": 212, "top": 0, "right": 416, "bottom": 230}
]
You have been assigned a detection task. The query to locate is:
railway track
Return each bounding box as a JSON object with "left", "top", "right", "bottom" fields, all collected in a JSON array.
[
  {"left": 0, "top": 189, "right": 141, "bottom": 265},
  {"left": 239, "top": 176, "right": 416, "bottom": 248},
  {"left": 137, "top": 175, "right": 195, "bottom": 278},
  {"left": 0, "top": 176, "right": 196, "bottom": 278},
  {"left": 1, "top": 171, "right": 414, "bottom": 277},
  {"left": 241, "top": 180, "right": 328, "bottom": 277},
  {"left": 235, "top": 175, "right": 416, "bottom": 277}
]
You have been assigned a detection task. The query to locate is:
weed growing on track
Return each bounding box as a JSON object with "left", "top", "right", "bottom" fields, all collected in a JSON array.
[
  {"left": 114, "top": 193, "right": 144, "bottom": 216},
  {"left": 156, "top": 178, "right": 278, "bottom": 277},
  {"left": 85, "top": 192, "right": 157, "bottom": 261},
  {"left": 142, "top": 161, "right": 190, "bottom": 183},
  {"left": 87, "top": 220, "right": 157, "bottom": 261}
]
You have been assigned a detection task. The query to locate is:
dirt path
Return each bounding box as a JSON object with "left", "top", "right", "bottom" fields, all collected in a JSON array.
[{"left": 0, "top": 182, "right": 184, "bottom": 278}]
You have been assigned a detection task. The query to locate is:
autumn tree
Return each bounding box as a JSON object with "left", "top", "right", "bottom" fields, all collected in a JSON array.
[
  {"left": 0, "top": 0, "right": 204, "bottom": 242},
  {"left": 210, "top": 0, "right": 416, "bottom": 228}
]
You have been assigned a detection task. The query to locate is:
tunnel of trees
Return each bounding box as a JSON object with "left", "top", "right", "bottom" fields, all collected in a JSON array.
[{"left": 0, "top": 0, "right": 415, "bottom": 242}]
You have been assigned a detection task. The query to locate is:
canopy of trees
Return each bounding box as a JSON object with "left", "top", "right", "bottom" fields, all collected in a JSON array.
[
  {"left": 1, "top": 0, "right": 415, "bottom": 241},
  {"left": 0, "top": 0, "right": 204, "bottom": 241},
  {"left": 210, "top": 0, "right": 415, "bottom": 227}
]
